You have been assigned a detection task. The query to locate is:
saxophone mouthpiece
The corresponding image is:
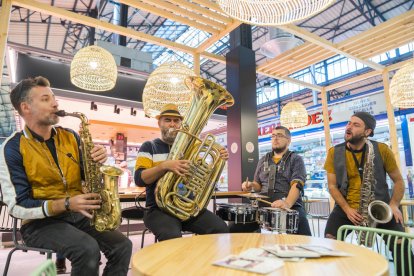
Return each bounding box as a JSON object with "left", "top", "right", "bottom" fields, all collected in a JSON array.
[
  {"left": 55, "top": 110, "right": 67, "bottom": 117},
  {"left": 168, "top": 128, "right": 177, "bottom": 134}
]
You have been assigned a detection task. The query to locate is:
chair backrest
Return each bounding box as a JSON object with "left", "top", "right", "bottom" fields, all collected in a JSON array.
[
  {"left": 307, "top": 198, "right": 331, "bottom": 218},
  {"left": 30, "top": 259, "right": 57, "bottom": 276},
  {"left": 0, "top": 201, "right": 14, "bottom": 232},
  {"left": 337, "top": 225, "right": 414, "bottom": 276}
]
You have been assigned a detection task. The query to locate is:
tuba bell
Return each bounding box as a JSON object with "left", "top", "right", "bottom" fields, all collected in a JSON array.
[{"left": 155, "top": 76, "right": 234, "bottom": 221}]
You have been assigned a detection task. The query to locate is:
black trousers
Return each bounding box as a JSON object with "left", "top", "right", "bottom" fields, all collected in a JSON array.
[
  {"left": 144, "top": 207, "right": 229, "bottom": 241},
  {"left": 21, "top": 212, "right": 132, "bottom": 276},
  {"left": 325, "top": 205, "right": 414, "bottom": 276},
  {"left": 229, "top": 205, "right": 312, "bottom": 236}
]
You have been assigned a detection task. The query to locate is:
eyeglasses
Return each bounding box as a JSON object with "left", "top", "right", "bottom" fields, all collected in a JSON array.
[{"left": 271, "top": 133, "right": 288, "bottom": 139}]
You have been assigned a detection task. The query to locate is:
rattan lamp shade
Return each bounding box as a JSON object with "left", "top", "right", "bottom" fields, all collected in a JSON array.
[
  {"left": 280, "top": 101, "right": 308, "bottom": 129},
  {"left": 70, "top": 45, "right": 117, "bottom": 91},
  {"left": 143, "top": 61, "right": 196, "bottom": 118},
  {"left": 389, "top": 62, "right": 414, "bottom": 108},
  {"left": 217, "top": 0, "right": 334, "bottom": 26}
]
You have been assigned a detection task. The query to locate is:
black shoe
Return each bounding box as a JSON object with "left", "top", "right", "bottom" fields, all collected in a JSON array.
[{"left": 55, "top": 258, "right": 66, "bottom": 274}]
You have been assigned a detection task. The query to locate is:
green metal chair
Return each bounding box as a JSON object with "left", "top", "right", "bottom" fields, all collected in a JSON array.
[
  {"left": 30, "top": 260, "right": 56, "bottom": 276},
  {"left": 337, "top": 225, "right": 414, "bottom": 276}
]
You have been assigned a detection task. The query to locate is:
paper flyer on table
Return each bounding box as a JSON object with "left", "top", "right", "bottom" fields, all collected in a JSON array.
[
  {"left": 262, "top": 244, "right": 352, "bottom": 258},
  {"left": 213, "top": 255, "right": 284, "bottom": 274}
]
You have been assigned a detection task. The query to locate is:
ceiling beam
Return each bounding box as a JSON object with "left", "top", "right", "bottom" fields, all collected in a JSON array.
[
  {"left": 259, "top": 71, "right": 322, "bottom": 92},
  {"left": 118, "top": 0, "right": 220, "bottom": 34},
  {"left": 12, "top": 0, "right": 197, "bottom": 55},
  {"left": 278, "top": 24, "right": 385, "bottom": 71},
  {"left": 325, "top": 58, "right": 414, "bottom": 91},
  {"left": 196, "top": 20, "right": 240, "bottom": 53},
  {"left": 169, "top": 0, "right": 232, "bottom": 24},
  {"left": 140, "top": 0, "right": 225, "bottom": 30}
]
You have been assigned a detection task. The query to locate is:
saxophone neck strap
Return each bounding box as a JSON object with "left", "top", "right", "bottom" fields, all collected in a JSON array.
[{"left": 346, "top": 143, "right": 367, "bottom": 181}]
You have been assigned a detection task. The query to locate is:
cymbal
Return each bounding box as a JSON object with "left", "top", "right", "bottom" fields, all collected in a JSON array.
[{"left": 239, "top": 193, "right": 269, "bottom": 199}]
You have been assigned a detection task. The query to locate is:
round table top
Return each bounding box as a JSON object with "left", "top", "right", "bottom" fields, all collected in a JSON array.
[{"left": 131, "top": 233, "right": 389, "bottom": 276}]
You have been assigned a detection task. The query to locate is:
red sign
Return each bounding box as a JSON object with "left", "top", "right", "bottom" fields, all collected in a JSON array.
[{"left": 258, "top": 110, "right": 333, "bottom": 136}]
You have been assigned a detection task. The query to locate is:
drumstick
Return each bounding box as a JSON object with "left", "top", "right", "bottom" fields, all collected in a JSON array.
[
  {"left": 256, "top": 198, "right": 293, "bottom": 211},
  {"left": 256, "top": 198, "right": 272, "bottom": 205}
]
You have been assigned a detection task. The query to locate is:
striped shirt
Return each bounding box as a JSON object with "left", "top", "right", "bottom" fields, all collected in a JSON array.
[{"left": 134, "top": 138, "right": 169, "bottom": 208}]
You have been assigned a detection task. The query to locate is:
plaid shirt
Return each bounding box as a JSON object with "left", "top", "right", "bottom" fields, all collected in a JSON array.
[{"left": 254, "top": 151, "right": 306, "bottom": 205}]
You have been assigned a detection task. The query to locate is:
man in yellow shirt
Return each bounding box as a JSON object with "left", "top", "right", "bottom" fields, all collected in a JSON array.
[{"left": 324, "top": 112, "right": 412, "bottom": 275}]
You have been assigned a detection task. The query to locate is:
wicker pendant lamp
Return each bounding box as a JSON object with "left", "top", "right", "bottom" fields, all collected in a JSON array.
[
  {"left": 70, "top": 45, "right": 117, "bottom": 91},
  {"left": 389, "top": 61, "right": 414, "bottom": 108},
  {"left": 217, "top": 0, "right": 335, "bottom": 26},
  {"left": 143, "top": 61, "right": 196, "bottom": 118},
  {"left": 280, "top": 101, "right": 308, "bottom": 129}
]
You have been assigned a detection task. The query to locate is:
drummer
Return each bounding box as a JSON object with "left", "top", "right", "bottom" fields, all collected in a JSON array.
[{"left": 234, "top": 126, "right": 312, "bottom": 235}]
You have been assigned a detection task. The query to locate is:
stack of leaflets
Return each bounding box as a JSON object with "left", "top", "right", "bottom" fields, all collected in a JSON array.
[
  {"left": 213, "top": 245, "right": 351, "bottom": 274},
  {"left": 262, "top": 244, "right": 352, "bottom": 258},
  {"left": 213, "top": 255, "right": 284, "bottom": 274}
]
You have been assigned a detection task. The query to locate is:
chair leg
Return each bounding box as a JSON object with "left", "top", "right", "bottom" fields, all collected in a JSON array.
[
  {"left": 3, "top": 247, "right": 19, "bottom": 276},
  {"left": 317, "top": 218, "right": 321, "bottom": 237},
  {"left": 310, "top": 217, "right": 316, "bottom": 236},
  {"left": 141, "top": 228, "right": 149, "bottom": 249},
  {"left": 126, "top": 219, "right": 130, "bottom": 238}
]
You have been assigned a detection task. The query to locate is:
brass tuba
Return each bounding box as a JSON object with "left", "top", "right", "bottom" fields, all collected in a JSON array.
[
  {"left": 155, "top": 76, "right": 234, "bottom": 221},
  {"left": 56, "top": 110, "right": 123, "bottom": 231}
]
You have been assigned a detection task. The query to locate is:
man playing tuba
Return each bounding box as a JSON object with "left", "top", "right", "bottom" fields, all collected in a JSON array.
[
  {"left": 134, "top": 103, "right": 229, "bottom": 241},
  {"left": 0, "top": 76, "right": 132, "bottom": 276}
]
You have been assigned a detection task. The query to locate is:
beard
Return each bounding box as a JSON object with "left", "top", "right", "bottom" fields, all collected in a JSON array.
[
  {"left": 161, "top": 127, "right": 178, "bottom": 145},
  {"left": 273, "top": 145, "right": 287, "bottom": 154},
  {"left": 39, "top": 114, "right": 59, "bottom": 126},
  {"left": 344, "top": 130, "right": 365, "bottom": 145}
]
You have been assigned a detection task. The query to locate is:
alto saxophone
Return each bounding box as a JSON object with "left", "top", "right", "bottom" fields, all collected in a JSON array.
[
  {"left": 155, "top": 76, "right": 234, "bottom": 221},
  {"left": 56, "top": 110, "right": 123, "bottom": 231}
]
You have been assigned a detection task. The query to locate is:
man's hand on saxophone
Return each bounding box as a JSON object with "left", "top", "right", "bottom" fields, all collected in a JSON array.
[
  {"left": 90, "top": 145, "right": 108, "bottom": 163},
  {"left": 66, "top": 193, "right": 102, "bottom": 219}
]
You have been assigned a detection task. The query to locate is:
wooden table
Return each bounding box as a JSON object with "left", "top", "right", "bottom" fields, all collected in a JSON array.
[
  {"left": 131, "top": 233, "right": 389, "bottom": 276},
  {"left": 119, "top": 187, "right": 146, "bottom": 202}
]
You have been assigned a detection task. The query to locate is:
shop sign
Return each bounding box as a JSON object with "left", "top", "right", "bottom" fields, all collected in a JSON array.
[{"left": 258, "top": 91, "right": 387, "bottom": 136}]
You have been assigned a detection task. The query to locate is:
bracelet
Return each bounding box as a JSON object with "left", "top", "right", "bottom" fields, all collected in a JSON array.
[{"left": 64, "top": 197, "right": 71, "bottom": 211}]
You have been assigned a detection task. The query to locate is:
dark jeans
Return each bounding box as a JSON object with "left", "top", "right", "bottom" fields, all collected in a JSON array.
[
  {"left": 325, "top": 205, "right": 414, "bottom": 276},
  {"left": 21, "top": 212, "right": 132, "bottom": 276},
  {"left": 144, "top": 207, "right": 229, "bottom": 241},
  {"left": 229, "top": 205, "right": 312, "bottom": 236}
]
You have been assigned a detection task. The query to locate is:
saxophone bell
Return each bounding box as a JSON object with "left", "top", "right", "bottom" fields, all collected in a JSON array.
[{"left": 368, "top": 200, "right": 393, "bottom": 225}]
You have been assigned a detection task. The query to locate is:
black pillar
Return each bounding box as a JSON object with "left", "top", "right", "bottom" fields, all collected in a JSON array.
[
  {"left": 119, "top": 4, "right": 128, "bottom": 46},
  {"left": 226, "top": 24, "right": 259, "bottom": 191}
]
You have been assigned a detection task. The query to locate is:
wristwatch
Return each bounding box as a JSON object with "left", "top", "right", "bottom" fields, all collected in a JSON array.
[{"left": 64, "top": 197, "right": 71, "bottom": 211}]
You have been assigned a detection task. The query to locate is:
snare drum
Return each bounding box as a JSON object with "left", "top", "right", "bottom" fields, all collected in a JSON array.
[
  {"left": 258, "top": 207, "right": 299, "bottom": 233},
  {"left": 215, "top": 203, "right": 258, "bottom": 224}
]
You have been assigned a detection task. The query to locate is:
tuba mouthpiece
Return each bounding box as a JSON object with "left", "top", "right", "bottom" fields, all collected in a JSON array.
[{"left": 55, "top": 110, "right": 67, "bottom": 117}]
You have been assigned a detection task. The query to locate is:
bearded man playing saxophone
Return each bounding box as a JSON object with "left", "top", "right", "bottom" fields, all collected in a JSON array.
[
  {"left": 324, "top": 111, "right": 413, "bottom": 275},
  {"left": 0, "top": 76, "right": 132, "bottom": 276}
]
